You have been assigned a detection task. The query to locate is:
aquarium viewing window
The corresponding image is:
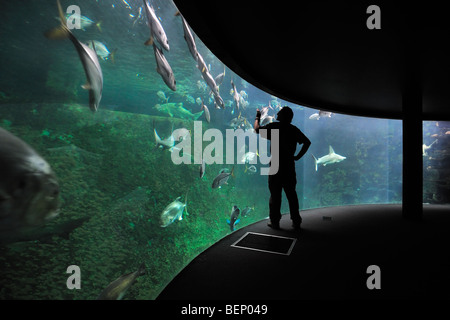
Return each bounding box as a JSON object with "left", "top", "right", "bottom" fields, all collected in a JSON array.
[{"left": 0, "top": 0, "right": 414, "bottom": 301}]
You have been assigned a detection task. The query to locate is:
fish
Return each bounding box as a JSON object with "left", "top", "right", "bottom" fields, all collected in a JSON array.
[
  {"left": 423, "top": 139, "right": 437, "bottom": 156},
  {"left": 241, "top": 205, "right": 254, "bottom": 217},
  {"left": 153, "top": 43, "right": 176, "bottom": 91},
  {"left": 86, "top": 40, "right": 117, "bottom": 63},
  {"left": 226, "top": 205, "right": 240, "bottom": 232},
  {"left": 97, "top": 263, "right": 146, "bottom": 300},
  {"left": 45, "top": 0, "right": 103, "bottom": 112},
  {"left": 196, "top": 52, "right": 208, "bottom": 73},
  {"left": 201, "top": 69, "right": 220, "bottom": 98},
  {"left": 212, "top": 167, "right": 234, "bottom": 189},
  {"left": 59, "top": 13, "right": 102, "bottom": 32},
  {"left": 200, "top": 98, "right": 211, "bottom": 123},
  {"left": 215, "top": 66, "right": 226, "bottom": 87},
  {"left": 312, "top": 146, "right": 346, "bottom": 171},
  {"left": 212, "top": 92, "right": 225, "bottom": 109},
  {"left": 132, "top": 6, "right": 144, "bottom": 27},
  {"left": 154, "top": 128, "right": 175, "bottom": 151},
  {"left": 153, "top": 102, "right": 203, "bottom": 120},
  {"left": 260, "top": 115, "right": 275, "bottom": 126},
  {"left": 259, "top": 102, "right": 273, "bottom": 122},
  {"left": 309, "top": 111, "right": 332, "bottom": 120},
  {"left": 240, "top": 151, "right": 257, "bottom": 164},
  {"left": 142, "top": 0, "right": 169, "bottom": 51},
  {"left": 309, "top": 113, "right": 320, "bottom": 120},
  {"left": 230, "top": 80, "right": 240, "bottom": 113},
  {"left": 0, "top": 127, "right": 60, "bottom": 234},
  {"left": 319, "top": 110, "right": 333, "bottom": 118},
  {"left": 175, "top": 11, "right": 198, "bottom": 60},
  {"left": 160, "top": 195, "right": 188, "bottom": 227},
  {"left": 199, "top": 159, "right": 206, "bottom": 179},
  {"left": 157, "top": 90, "right": 169, "bottom": 103},
  {"left": 244, "top": 164, "right": 257, "bottom": 174}
]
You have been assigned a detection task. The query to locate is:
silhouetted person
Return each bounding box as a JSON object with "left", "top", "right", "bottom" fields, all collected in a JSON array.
[{"left": 254, "top": 106, "right": 311, "bottom": 229}]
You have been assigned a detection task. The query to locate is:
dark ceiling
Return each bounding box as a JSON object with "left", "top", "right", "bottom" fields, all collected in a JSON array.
[{"left": 173, "top": 0, "right": 450, "bottom": 120}]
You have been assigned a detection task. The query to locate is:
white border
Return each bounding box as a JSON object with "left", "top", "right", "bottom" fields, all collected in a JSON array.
[{"left": 231, "top": 232, "right": 297, "bottom": 256}]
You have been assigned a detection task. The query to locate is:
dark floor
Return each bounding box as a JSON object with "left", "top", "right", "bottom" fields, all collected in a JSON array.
[{"left": 157, "top": 204, "right": 450, "bottom": 300}]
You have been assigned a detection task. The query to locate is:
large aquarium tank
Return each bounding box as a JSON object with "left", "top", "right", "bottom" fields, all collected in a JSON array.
[{"left": 0, "top": 0, "right": 405, "bottom": 300}]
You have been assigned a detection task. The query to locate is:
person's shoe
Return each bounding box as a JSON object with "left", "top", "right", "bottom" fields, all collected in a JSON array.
[
  {"left": 267, "top": 220, "right": 280, "bottom": 230},
  {"left": 292, "top": 222, "right": 301, "bottom": 230},
  {"left": 292, "top": 218, "right": 302, "bottom": 230}
]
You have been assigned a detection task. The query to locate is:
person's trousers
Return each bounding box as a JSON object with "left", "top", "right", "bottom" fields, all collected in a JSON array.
[{"left": 268, "top": 172, "right": 301, "bottom": 223}]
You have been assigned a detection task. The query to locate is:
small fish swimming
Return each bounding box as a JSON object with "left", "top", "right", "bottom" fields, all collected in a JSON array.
[
  {"left": 241, "top": 205, "right": 254, "bottom": 217},
  {"left": 309, "top": 111, "right": 332, "bottom": 120},
  {"left": 200, "top": 98, "right": 210, "bottom": 123},
  {"left": 160, "top": 195, "right": 188, "bottom": 227},
  {"left": 143, "top": 0, "right": 169, "bottom": 51},
  {"left": 97, "top": 263, "right": 146, "bottom": 300},
  {"left": 60, "top": 13, "right": 102, "bottom": 32},
  {"left": 215, "top": 66, "right": 226, "bottom": 87},
  {"left": 312, "top": 146, "right": 346, "bottom": 171},
  {"left": 157, "top": 90, "right": 169, "bottom": 103},
  {"left": 212, "top": 167, "right": 234, "bottom": 189},
  {"left": 153, "top": 43, "right": 176, "bottom": 91},
  {"left": 230, "top": 80, "right": 240, "bottom": 113},
  {"left": 86, "top": 40, "right": 116, "bottom": 63},
  {"left": 0, "top": 127, "right": 60, "bottom": 235},
  {"left": 45, "top": 0, "right": 103, "bottom": 112},
  {"left": 199, "top": 159, "right": 206, "bottom": 179},
  {"left": 227, "top": 205, "right": 240, "bottom": 232},
  {"left": 154, "top": 128, "right": 175, "bottom": 151},
  {"left": 244, "top": 164, "right": 257, "bottom": 174}
]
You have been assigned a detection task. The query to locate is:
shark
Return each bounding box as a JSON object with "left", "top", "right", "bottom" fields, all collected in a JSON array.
[
  {"left": 153, "top": 102, "right": 203, "bottom": 120},
  {"left": 312, "top": 146, "right": 346, "bottom": 171}
]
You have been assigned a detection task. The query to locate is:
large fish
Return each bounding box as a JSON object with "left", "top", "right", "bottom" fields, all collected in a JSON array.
[
  {"left": 160, "top": 195, "right": 188, "bottom": 227},
  {"left": 153, "top": 102, "right": 203, "bottom": 120},
  {"left": 143, "top": 0, "right": 169, "bottom": 51},
  {"left": 312, "top": 146, "right": 346, "bottom": 171},
  {"left": 175, "top": 11, "right": 198, "bottom": 60},
  {"left": 97, "top": 263, "right": 146, "bottom": 300},
  {"left": 0, "top": 127, "right": 60, "bottom": 235},
  {"left": 153, "top": 43, "right": 176, "bottom": 91},
  {"left": 45, "top": 0, "right": 103, "bottom": 112},
  {"left": 212, "top": 167, "right": 234, "bottom": 189},
  {"left": 227, "top": 205, "right": 240, "bottom": 232}
]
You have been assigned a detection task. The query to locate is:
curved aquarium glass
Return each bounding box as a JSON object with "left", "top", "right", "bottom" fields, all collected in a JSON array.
[{"left": 0, "top": 0, "right": 403, "bottom": 299}]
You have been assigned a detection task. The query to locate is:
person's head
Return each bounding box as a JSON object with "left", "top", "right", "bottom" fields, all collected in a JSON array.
[{"left": 276, "top": 106, "right": 294, "bottom": 123}]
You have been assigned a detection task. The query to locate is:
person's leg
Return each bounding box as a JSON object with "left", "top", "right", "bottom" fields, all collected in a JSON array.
[
  {"left": 268, "top": 175, "right": 282, "bottom": 227},
  {"left": 283, "top": 175, "right": 302, "bottom": 227}
]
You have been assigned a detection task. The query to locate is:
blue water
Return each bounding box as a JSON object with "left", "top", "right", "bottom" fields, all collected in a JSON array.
[{"left": 0, "top": 0, "right": 406, "bottom": 300}]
